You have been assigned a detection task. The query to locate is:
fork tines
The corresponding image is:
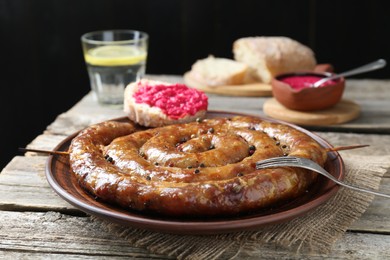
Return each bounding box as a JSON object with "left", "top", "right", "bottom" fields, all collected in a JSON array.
[{"left": 255, "top": 156, "right": 300, "bottom": 170}]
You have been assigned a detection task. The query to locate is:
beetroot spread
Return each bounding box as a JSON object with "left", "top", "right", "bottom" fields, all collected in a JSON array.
[
  {"left": 281, "top": 76, "right": 336, "bottom": 90},
  {"left": 133, "top": 83, "right": 208, "bottom": 119}
]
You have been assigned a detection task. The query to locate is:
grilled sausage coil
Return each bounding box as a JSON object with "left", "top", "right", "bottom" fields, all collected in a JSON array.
[{"left": 69, "top": 116, "right": 327, "bottom": 217}]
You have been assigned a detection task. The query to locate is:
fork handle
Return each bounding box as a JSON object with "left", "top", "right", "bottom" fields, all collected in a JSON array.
[
  {"left": 330, "top": 177, "right": 390, "bottom": 198},
  {"left": 301, "top": 165, "right": 390, "bottom": 198},
  {"left": 256, "top": 160, "right": 390, "bottom": 199},
  {"left": 289, "top": 164, "right": 390, "bottom": 198}
]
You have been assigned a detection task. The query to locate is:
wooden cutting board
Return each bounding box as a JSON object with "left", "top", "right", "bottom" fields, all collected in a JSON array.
[
  {"left": 183, "top": 72, "right": 272, "bottom": 97},
  {"left": 263, "top": 98, "right": 360, "bottom": 126}
]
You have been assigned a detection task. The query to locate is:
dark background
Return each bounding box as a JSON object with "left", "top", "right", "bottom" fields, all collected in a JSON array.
[{"left": 1, "top": 0, "right": 389, "bottom": 169}]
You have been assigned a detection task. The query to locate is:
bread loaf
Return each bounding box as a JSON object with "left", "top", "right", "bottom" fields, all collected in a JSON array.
[
  {"left": 233, "top": 36, "right": 316, "bottom": 83},
  {"left": 186, "top": 55, "right": 249, "bottom": 86}
]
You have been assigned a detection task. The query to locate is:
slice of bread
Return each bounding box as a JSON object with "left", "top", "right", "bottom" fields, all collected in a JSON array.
[
  {"left": 186, "top": 55, "right": 249, "bottom": 86},
  {"left": 124, "top": 79, "right": 208, "bottom": 127},
  {"left": 233, "top": 36, "right": 317, "bottom": 83}
]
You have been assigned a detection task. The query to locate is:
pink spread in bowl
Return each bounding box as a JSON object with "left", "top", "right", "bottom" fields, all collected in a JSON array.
[
  {"left": 133, "top": 83, "right": 208, "bottom": 119},
  {"left": 281, "top": 75, "right": 337, "bottom": 90},
  {"left": 271, "top": 72, "right": 345, "bottom": 111}
]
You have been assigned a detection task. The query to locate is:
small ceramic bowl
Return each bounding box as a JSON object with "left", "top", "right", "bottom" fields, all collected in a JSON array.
[{"left": 271, "top": 72, "right": 345, "bottom": 111}]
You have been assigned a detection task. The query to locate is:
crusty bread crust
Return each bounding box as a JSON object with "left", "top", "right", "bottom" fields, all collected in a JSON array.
[
  {"left": 233, "top": 36, "right": 316, "bottom": 83},
  {"left": 187, "top": 56, "right": 249, "bottom": 86},
  {"left": 124, "top": 79, "right": 207, "bottom": 127}
]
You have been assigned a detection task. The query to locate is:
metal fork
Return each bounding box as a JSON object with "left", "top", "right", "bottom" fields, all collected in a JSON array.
[{"left": 256, "top": 156, "right": 390, "bottom": 199}]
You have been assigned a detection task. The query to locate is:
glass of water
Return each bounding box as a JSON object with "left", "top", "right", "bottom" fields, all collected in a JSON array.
[{"left": 81, "top": 30, "right": 148, "bottom": 106}]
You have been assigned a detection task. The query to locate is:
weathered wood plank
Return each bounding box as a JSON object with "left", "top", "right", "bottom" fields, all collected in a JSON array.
[
  {"left": 44, "top": 92, "right": 390, "bottom": 136},
  {"left": 2, "top": 76, "right": 390, "bottom": 259},
  {"left": 1, "top": 154, "right": 389, "bottom": 233},
  {"left": 0, "top": 253, "right": 131, "bottom": 259},
  {"left": 42, "top": 77, "right": 390, "bottom": 137},
  {"left": 0, "top": 156, "right": 75, "bottom": 211},
  {"left": 0, "top": 211, "right": 173, "bottom": 259},
  {"left": 343, "top": 79, "right": 390, "bottom": 101},
  {"left": 317, "top": 132, "right": 390, "bottom": 157},
  {"left": 24, "top": 134, "right": 68, "bottom": 156},
  {"left": 44, "top": 93, "right": 126, "bottom": 136},
  {"left": 0, "top": 211, "right": 389, "bottom": 259}
]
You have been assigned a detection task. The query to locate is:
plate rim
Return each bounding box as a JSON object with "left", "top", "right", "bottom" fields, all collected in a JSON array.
[{"left": 45, "top": 110, "right": 344, "bottom": 234}]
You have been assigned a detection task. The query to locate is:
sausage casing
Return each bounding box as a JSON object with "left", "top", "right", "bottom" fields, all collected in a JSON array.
[{"left": 69, "top": 116, "right": 327, "bottom": 216}]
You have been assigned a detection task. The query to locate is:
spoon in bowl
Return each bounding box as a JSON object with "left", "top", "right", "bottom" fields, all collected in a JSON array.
[{"left": 312, "top": 59, "right": 386, "bottom": 88}]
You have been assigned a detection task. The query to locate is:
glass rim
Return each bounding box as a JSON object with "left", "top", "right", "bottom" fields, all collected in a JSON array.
[{"left": 81, "top": 29, "right": 148, "bottom": 45}]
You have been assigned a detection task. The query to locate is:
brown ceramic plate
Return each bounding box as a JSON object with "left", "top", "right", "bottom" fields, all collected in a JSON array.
[{"left": 45, "top": 111, "right": 344, "bottom": 235}]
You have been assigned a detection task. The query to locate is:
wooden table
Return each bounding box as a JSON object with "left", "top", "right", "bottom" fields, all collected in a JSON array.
[{"left": 1, "top": 75, "right": 389, "bottom": 259}]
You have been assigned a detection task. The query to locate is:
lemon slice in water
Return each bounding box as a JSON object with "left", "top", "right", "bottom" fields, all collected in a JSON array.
[{"left": 85, "top": 45, "right": 147, "bottom": 66}]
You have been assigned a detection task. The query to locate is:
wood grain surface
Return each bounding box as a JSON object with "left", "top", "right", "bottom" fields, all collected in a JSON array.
[
  {"left": 1, "top": 75, "right": 390, "bottom": 259},
  {"left": 263, "top": 98, "right": 361, "bottom": 126}
]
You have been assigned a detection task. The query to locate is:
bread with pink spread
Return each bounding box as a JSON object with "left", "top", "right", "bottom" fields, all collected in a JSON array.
[
  {"left": 124, "top": 79, "right": 208, "bottom": 127},
  {"left": 233, "top": 36, "right": 317, "bottom": 83}
]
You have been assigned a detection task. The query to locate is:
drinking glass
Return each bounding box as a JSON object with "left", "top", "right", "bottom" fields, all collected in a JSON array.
[{"left": 81, "top": 30, "right": 148, "bottom": 106}]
